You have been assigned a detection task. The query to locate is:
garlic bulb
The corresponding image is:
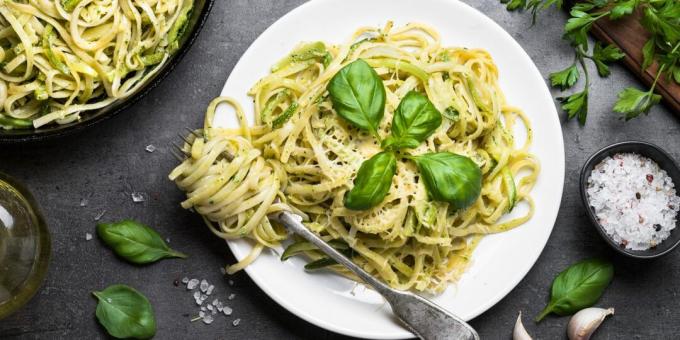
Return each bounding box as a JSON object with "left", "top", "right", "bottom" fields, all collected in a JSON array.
[
  {"left": 567, "top": 307, "right": 614, "bottom": 340},
  {"left": 513, "top": 311, "right": 533, "bottom": 340}
]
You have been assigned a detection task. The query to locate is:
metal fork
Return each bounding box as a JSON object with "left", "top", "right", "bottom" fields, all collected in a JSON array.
[{"left": 172, "top": 132, "right": 480, "bottom": 340}]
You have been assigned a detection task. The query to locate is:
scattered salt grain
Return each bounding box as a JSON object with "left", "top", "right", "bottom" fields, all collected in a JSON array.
[
  {"left": 80, "top": 198, "right": 88, "bottom": 207},
  {"left": 85, "top": 233, "right": 92, "bottom": 241},
  {"left": 587, "top": 153, "right": 680, "bottom": 250},
  {"left": 131, "top": 192, "right": 146, "bottom": 203},
  {"left": 165, "top": 237, "right": 170, "bottom": 244},
  {"left": 228, "top": 280, "right": 234, "bottom": 286},
  {"left": 228, "top": 293, "right": 235, "bottom": 300},
  {"left": 187, "top": 279, "right": 199, "bottom": 290},
  {"left": 182, "top": 277, "right": 189, "bottom": 284},
  {"left": 107, "top": 298, "right": 112, "bottom": 303},
  {"left": 232, "top": 318, "right": 241, "bottom": 327},
  {"left": 220, "top": 267, "right": 226, "bottom": 275},
  {"left": 223, "top": 306, "right": 232, "bottom": 316},
  {"left": 207, "top": 304, "right": 214, "bottom": 311},
  {"left": 145, "top": 144, "right": 156, "bottom": 153},
  {"left": 199, "top": 279, "right": 209, "bottom": 292},
  {"left": 199, "top": 311, "right": 205, "bottom": 318},
  {"left": 202, "top": 315, "right": 214, "bottom": 324},
  {"left": 206, "top": 285, "right": 214, "bottom": 295},
  {"left": 211, "top": 308, "right": 217, "bottom": 315},
  {"left": 94, "top": 210, "right": 107, "bottom": 221},
  {"left": 200, "top": 294, "right": 207, "bottom": 302},
  {"left": 211, "top": 299, "right": 219, "bottom": 306},
  {"left": 201, "top": 306, "right": 207, "bottom": 312}
]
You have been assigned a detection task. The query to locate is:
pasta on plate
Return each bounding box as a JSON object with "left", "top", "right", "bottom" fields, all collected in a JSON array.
[{"left": 170, "top": 22, "right": 539, "bottom": 293}]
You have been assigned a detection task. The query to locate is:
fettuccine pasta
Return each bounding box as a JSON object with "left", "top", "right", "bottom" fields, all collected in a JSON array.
[
  {"left": 0, "top": 0, "right": 193, "bottom": 129},
  {"left": 170, "top": 22, "right": 540, "bottom": 293}
]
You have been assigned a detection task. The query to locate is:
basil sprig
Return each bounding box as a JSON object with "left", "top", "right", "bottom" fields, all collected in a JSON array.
[
  {"left": 412, "top": 152, "right": 482, "bottom": 210},
  {"left": 97, "top": 220, "right": 187, "bottom": 264},
  {"left": 93, "top": 284, "right": 156, "bottom": 339},
  {"left": 382, "top": 91, "right": 442, "bottom": 150},
  {"left": 536, "top": 258, "right": 614, "bottom": 322},
  {"left": 328, "top": 60, "right": 481, "bottom": 211},
  {"left": 345, "top": 152, "right": 397, "bottom": 210},
  {"left": 328, "top": 59, "right": 386, "bottom": 139}
]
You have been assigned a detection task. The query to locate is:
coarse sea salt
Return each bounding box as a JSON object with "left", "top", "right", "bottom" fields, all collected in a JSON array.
[{"left": 587, "top": 153, "right": 680, "bottom": 250}]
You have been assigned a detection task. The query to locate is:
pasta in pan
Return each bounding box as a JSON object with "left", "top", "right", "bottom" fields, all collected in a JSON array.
[{"left": 170, "top": 22, "right": 539, "bottom": 293}]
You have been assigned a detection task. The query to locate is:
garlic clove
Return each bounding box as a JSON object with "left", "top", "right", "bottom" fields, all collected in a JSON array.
[
  {"left": 567, "top": 307, "right": 615, "bottom": 340},
  {"left": 513, "top": 311, "right": 533, "bottom": 340}
]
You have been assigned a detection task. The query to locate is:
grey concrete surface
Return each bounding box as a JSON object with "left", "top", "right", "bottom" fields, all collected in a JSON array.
[{"left": 2, "top": 0, "right": 680, "bottom": 339}]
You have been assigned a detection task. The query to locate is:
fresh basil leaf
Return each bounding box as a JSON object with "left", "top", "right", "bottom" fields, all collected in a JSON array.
[
  {"left": 93, "top": 284, "right": 156, "bottom": 339},
  {"left": 97, "top": 220, "right": 187, "bottom": 264},
  {"left": 413, "top": 152, "right": 482, "bottom": 210},
  {"left": 535, "top": 258, "right": 613, "bottom": 322},
  {"left": 549, "top": 63, "right": 579, "bottom": 90},
  {"left": 613, "top": 87, "right": 661, "bottom": 120},
  {"left": 558, "top": 90, "right": 588, "bottom": 125},
  {"left": 328, "top": 59, "right": 386, "bottom": 136},
  {"left": 381, "top": 91, "right": 442, "bottom": 150},
  {"left": 345, "top": 151, "right": 396, "bottom": 210}
]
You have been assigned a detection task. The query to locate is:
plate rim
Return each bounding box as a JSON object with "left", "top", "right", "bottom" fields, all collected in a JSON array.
[{"left": 220, "top": 0, "right": 565, "bottom": 338}]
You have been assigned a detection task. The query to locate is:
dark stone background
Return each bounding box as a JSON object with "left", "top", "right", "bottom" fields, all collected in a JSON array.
[{"left": 1, "top": 0, "right": 679, "bottom": 339}]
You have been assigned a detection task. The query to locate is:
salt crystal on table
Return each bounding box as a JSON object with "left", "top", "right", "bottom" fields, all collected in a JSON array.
[
  {"left": 228, "top": 280, "right": 234, "bottom": 286},
  {"left": 85, "top": 233, "right": 92, "bottom": 241},
  {"left": 202, "top": 315, "right": 214, "bottom": 324},
  {"left": 211, "top": 308, "right": 217, "bottom": 315},
  {"left": 223, "top": 306, "right": 232, "bottom": 316},
  {"left": 193, "top": 291, "right": 201, "bottom": 299},
  {"left": 232, "top": 318, "right": 241, "bottom": 327},
  {"left": 206, "top": 285, "right": 214, "bottom": 295},
  {"left": 220, "top": 267, "right": 226, "bottom": 275},
  {"left": 131, "top": 192, "right": 146, "bottom": 203},
  {"left": 187, "top": 279, "right": 199, "bottom": 290},
  {"left": 227, "top": 293, "right": 235, "bottom": 300},
  {"left": 200, "top": 294, "right": 207, "bottom": 301},
  {"left": 199, "top": 311, "right": 205, "bottom": 318},
  {"left": 80, "top": 198, "right": 88, "bottom": 207},
  {"left": 94, "top": 210, "right": 106, "bottom": 221},
  {"left": 145, "top": 144, "right": 156, "bottom": 153},
  {"left": 165, "top": 237, "right": 170, "bottom": 243},
  {"left": 201, "top": 306, "right": 207, "bottom": 312},
  {"left": 199, "top": 279, "right": 209, "bottom": 292},
  {"left": 182, "top": 277, "right": 189, "bottom": 284},
  {"left": 211, "top": 299, "right": 219, "bottom": 306}
]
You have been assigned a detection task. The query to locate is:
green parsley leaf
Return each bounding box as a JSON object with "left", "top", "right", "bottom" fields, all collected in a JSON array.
[
  {"left": 641, "top": 38, "right": 656, "bottom": 71},
  {"left": 592, "top": 42, "right": 625, "bottom": 77},
  {"left": 549, "top": 63, "right": 580, "bottom": 89},
  {"left": 558, "top": 90, "right": 588, "bottom": 125},
  {"left": 610, "top": 0, "right": 638, "bottom": 20},
  {"left": 613, "top": 87, "right": 661, "bottom": 120}
]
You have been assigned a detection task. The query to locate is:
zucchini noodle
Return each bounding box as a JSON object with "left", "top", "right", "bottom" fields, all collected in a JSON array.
[
  {"left": 0, "top": 0, "right": 193, "bottom": 129},
  {"left": 170, "top": 22, "right": 540, "bottom": 293}
]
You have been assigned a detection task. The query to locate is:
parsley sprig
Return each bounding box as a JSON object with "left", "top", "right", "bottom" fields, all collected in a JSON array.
[{"left": 502, "top": 0, "right": 680, "bottom": 123}]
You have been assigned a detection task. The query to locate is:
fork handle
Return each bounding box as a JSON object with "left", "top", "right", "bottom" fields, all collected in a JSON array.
[{"left": 272, "top": 211, "right": 480, "bottom": 340}]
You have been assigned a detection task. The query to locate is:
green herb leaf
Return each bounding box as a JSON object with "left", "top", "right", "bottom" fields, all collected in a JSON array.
[
  {"left": 442, "top": 106, "right": 460, "bottom": 121},
  {"left": 93, "top": 284, "right": 156, "bottom": 339},
  {"left": 549, "top": 63, "right": 579, "bottom": 90},
  {"left": 613, "top": 87, "right": 661, "bottom": 120},
  {"left": 610, "top": 0, "right": 638, "bottom": 20},
  {"left": 381, "top": 91, "right": 442, "bottom": 150},
  {"left": 61, "top": 0, "right": 83, "bottom": 12},
  {"left": 0, "top": 115, "right": 33, "bottom": 129},
  {"left": 535, "top": 258, "right": 613, "bottom": 322},
  {"left": 413, "top": 152, "right": 482, "bottom": 210},
  {"left": 345, "top": 151, "right": 397, "bottom": 210},
  {"left": 505, "top": 0, "right": 527, "bottom": 11},
  {"left": 558, "top": 90, "right": 588, "bottom": 125},
  {"left": 642, "top": 38, "right": 656, "bottom": 71},
  {"left": 328, "top": 59, "right": 386, "bottom": 137},
  {"left": 592, "top": 42, "right": 625, "bottom": 77},
  {"left": 97, "top": 220, "right": 187, "bottom": 264}
]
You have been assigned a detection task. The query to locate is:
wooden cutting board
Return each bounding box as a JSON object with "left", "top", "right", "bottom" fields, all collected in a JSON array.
[{"left": 584, "top": 9, "right": 680, "bottom": 113}]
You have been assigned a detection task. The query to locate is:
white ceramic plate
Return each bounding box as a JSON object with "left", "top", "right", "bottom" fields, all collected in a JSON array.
[{"left": 214, "top": 0, "right": 564, "bottom": 338}]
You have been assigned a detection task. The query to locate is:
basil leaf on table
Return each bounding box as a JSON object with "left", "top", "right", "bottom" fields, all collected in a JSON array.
[
  {"left": 382, "top": 91, "right": 442, "bottom": 150},
  {"left": 97, "top": 220, "right": 187, "bottom": 264},
  {"left": 345, "top": 151, "right": 397, "bottom": 210},
  {"left": 412, "top": 152, "right": 481, "bottom": 210},
  {"left": 328, "top": 59, "right": 386, "bottom": 138},
  {"left": 536, "top": 258, "right": 614, "bottom": 322},
  {"left": 93, "top": 284, "right": 156, "bottom": 339}
]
